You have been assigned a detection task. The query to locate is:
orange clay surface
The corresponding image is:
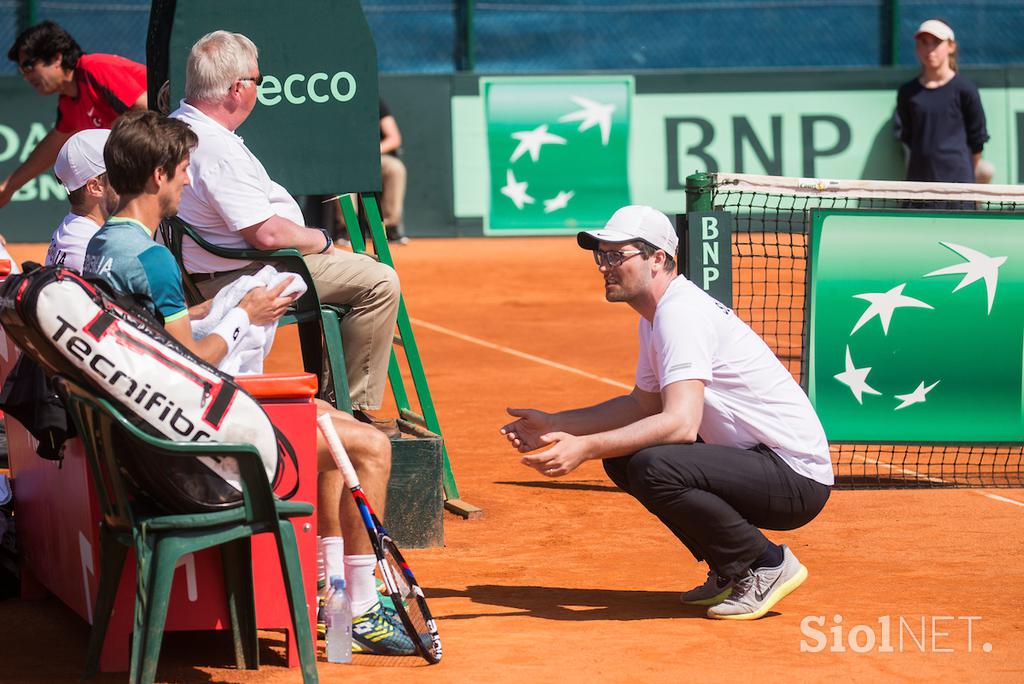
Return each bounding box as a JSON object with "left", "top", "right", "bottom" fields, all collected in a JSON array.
[{"left": 1, "top": 237, "right": 1022, "bottom": 683}]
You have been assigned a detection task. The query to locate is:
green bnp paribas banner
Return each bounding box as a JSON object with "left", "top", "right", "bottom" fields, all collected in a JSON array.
[
  {"left": 482, "top": 77, "right": 632, "bottom": 234},
  {"left": 808, "top": 211, "right": 1024, "bottom": 442}
]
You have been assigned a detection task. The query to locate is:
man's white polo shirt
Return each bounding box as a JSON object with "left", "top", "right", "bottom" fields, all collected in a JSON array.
[
  {"left": 170, "top": 101, "right": 306, "bottom": 274},
  {"left": 635, "top": 276, "right": 834, "bottom": 486}
]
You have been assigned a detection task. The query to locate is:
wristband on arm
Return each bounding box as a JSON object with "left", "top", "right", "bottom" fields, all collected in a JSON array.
[
  {"left": 318, "top": 228, "right": 332, "bottom": 253},
  {"left": 210, "top": 307, "right": 251, "bottom": 355}
]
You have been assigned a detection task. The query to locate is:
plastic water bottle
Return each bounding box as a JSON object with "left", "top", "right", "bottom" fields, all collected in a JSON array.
[{"left": 324, "top": 577, "right": 352, "bottom": 663}]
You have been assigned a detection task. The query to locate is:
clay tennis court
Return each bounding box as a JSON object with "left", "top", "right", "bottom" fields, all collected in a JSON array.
[{"left": 2, "top": 237, "right": 1022, "bottom": 682}]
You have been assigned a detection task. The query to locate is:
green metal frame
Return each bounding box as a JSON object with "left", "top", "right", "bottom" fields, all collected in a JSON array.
[
  {"left": 338, "top": 193, "right": 480, "bottom": 518},
  {"left": 56, "top": 376, "right": 318, "bottom": 684},
  {"left": 22, "top": 0, "right": 38, "bottom": 30},
  {"left": 158, "top": 217, "right": 351, "bottom": 412},
  {"left": 159, "top": 207, "right": 478, "bottom": 517},
  {"left": 685, "top": 171, "right": 714, "bottom": 213},
  {"left": 884, "top": 0, "right": 901, "bottom": 67},
  {"left": 456, "top": 0, "right": 476, "bottom": 71}
]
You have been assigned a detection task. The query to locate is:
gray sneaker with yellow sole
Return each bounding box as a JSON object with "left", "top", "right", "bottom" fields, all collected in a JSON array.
[{"left": 706, "top": 545, "right": 807, "bottom": 620}]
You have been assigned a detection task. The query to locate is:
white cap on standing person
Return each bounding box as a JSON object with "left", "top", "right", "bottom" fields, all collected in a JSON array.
[
  {"left": 914, "top": 19, "right": 955, "bottom": 42},
  {"left": 577, "top": 205, "right": 678, "bottom": 255},
  {"left": 54, "top": 129, "right": 111, "bottom": 193}
]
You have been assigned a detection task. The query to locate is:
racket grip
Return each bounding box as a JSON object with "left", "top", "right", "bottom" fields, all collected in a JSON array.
[{"left": 316, "top": 413, "right": 361, "bottom": 489}]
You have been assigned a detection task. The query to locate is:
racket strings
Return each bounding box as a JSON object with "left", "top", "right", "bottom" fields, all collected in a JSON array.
[{"left": 382, "top": 545, "right": 435, "bottom": 655}]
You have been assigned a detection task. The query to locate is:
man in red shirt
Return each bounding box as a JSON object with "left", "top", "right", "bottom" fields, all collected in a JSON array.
[{"left": 0, "top": 21, "right": 147, "bottom": 210}]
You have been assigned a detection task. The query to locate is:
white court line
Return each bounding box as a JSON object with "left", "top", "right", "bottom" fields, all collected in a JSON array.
[
  {"left": 851, "top": 455, "right": 1023, "bottom": 509},
  {"left": 411, "top": 318, "right": 1023, "bottom": 509},
  {"left": 982, "top": 493, "right": 1024, "bottom": 508},
  {"left": 409, "top": 318, "right": 633, "bottom": 390},
  {"left": 853, "top": 455, "right": 948, "bottom": 485}
]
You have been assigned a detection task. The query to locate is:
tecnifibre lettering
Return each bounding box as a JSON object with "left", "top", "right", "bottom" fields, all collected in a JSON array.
[{"left": 50, "top": 315, "right": 212, "bottom": 441}]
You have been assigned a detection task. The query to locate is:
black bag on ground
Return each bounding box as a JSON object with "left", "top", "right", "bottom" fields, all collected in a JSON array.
[{"left": 0, "top": 266, "right": 297, "bottom": 513}]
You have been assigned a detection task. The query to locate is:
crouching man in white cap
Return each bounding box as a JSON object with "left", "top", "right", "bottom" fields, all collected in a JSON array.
[
  {"left": 46, "top": 128, "right": 118, "bottom": 271},
  {"left": 500, "top": 205, "right": 833, "bottom": 620}
]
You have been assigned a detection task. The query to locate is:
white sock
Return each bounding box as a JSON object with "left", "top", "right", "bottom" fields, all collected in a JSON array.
[
  {"left": 344, "top": 554, "right": 378, "bottom": 616},
  {"left": 322, "top": 537, "right": 345, "bottom": 590}
]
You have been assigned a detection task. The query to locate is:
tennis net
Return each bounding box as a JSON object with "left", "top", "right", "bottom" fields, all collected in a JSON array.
[{"left": 684, "top": 172, "right": 1023, "bottom": 489}]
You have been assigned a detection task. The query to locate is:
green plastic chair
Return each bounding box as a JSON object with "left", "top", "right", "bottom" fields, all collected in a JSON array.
[
  {"left": 158, "top": 216, "right": 350, "bottom": 412},
  {"left": 54, "top": 377, "right": 319, "bottom": 684}
]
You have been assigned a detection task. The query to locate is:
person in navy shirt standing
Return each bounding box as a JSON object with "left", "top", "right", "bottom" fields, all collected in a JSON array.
[{"left": 895, "top": 19, "right": 989, "bottom": 183}]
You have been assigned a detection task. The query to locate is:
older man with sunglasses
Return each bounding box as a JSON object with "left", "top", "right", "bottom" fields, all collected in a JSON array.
[
  {"left": 0, "top": 21, "right": 146, "bottom": 211},
  {"left": 500, "top": 205, "right": 833, "bottom": 621}
]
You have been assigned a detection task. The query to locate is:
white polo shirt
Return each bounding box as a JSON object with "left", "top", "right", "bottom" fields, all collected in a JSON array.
[
  {"left": 170, "top": 101, "right": 306, "bottom": 274},
  {"left": 636, "top": 276, "right": 834, "bottom": 486},
  {"left": 45, "top": 213, "right": 102, "bottom": 272}
]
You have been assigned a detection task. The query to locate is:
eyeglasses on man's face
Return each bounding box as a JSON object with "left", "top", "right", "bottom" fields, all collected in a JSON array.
[
  {"left": 593, "top": 249, "right": 643, "bottom": 268},
  {"left": 237, "top": 74, "right": 263, "bottom": 87},
  {"left": 18, "top": 57, "right": 41, "bottom": 74}
]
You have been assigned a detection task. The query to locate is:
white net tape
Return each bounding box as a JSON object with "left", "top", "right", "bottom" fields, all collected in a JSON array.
[{"left": 714, "top": 172, "right": 1024, "bottom": 204}]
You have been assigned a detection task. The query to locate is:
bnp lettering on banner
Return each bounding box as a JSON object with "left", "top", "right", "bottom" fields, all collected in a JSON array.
[
  {"left": 482, "top": 76, "right": 632, "bottom": 234},
  {"left": 808, "top": 210, "right": 1024, "bottom": 442},
  {"left": 685, "top": 211, "right": 733, "bottom": 306}
]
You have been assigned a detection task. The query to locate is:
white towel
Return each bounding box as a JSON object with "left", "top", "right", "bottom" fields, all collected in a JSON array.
[{"left": 191, "top": 265, "right": 307, "bottom": 375}]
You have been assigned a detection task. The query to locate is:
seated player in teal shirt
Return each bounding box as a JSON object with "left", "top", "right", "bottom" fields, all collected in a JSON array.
[{"left": 84, "top": 215, "right": 190, "bottom": 324}]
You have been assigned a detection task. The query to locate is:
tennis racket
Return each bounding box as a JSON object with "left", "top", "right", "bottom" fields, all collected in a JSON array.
[{"left": 316, "top": 414, "right": 442, "bottom": 664}]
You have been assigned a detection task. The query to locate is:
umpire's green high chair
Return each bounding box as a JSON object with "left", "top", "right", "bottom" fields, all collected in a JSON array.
[{"left": 337, "top": 193, "right": 480, "bottom": 518}]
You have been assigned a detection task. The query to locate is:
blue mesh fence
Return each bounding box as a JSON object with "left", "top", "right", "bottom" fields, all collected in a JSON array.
[
  {"left": 0, "top": 0, "right": 149, "bottom": 75},
  {"left": 471, "top": 0, "right": 1024, "bottom": 72},
  {"left": 0, "top": 1, "right": 1021, "bottom": 76},
  {"left": 474, "top": 1, "right": 885, "bottom": 71},
  {"left": 896, "top": 1, "right": 1024, "bottom": 67},
  {"left": 363, "top": 2, "right": 457, "bottom": 73},
  {"left": 0, "top": 1, "right": 21, "bottom": 73}
]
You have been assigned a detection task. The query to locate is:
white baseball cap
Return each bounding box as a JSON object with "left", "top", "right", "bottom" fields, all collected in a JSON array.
[
  {"left": 54, "top": 128, "right": 111, "bottom": 192},
  {"left": 577, "top": 205, "right": 678, "bottom": 255},
  {"left": 915, "top": 19, "right": 954, "bottom": 42}
]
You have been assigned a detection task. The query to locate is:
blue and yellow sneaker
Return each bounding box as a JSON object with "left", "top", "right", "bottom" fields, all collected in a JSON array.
[{"left": 351, "top": 602, "right": 416, "bottom": 656}]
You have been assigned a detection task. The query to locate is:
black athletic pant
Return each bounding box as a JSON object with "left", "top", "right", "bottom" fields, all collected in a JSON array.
[{"left": 603, "top": 443, "right": 830, "bottom": 580}]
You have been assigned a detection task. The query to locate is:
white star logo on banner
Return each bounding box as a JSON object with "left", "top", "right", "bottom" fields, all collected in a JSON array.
[
  {"left": 925, "top": 242, "right": 1006, "bottom": 314},
  {"left": 500, "top": 169, "right": 535, "bottom": 209},
  {"left": 851, "top": 283, "right": 933, "bottom": 335},
  {"left": 834, "top": 346, "right": 882, "bottom": 404},
  {"left": 509, "top": 124, "right": 567, "bottom": 163},
  {"left": 893, "top": 380, "right": 940, "bottom": 410},
  {"left": 543, "top": 190, "right": 575, "bottom": 214},
  {"left": 557, "top": 96, "right": 616, "bottom": 145}
]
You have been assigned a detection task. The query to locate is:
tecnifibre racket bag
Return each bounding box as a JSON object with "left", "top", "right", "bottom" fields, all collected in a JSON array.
[{"left": 0, "top": 265, "right": 297, "bottom": 512}]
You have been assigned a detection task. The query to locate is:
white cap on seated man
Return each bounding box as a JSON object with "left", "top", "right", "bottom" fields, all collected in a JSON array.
[{"left": 46, "top": 128, "right": 119, "bottom": 272}]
